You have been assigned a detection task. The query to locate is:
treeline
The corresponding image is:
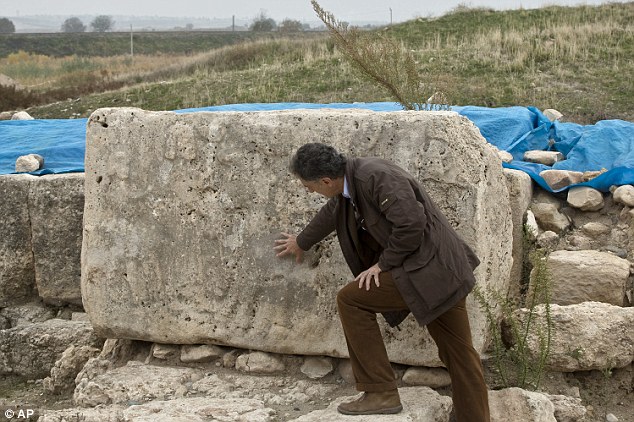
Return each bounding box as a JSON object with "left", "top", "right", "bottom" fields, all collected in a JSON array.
[{"left": 0, "top": 31, "right": 322, "bottom": 58}]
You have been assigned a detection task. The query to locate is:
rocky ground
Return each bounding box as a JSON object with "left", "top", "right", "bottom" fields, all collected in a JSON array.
[{"left": 0, "top": 336, "right": 632, "bottom": 421}]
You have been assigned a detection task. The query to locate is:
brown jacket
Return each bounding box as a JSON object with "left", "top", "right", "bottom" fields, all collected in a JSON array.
[{"left": 296, "top": 157, "right": 480, "bottom": 327}]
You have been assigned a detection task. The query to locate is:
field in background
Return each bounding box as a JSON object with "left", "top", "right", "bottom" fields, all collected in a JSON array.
[{"left": 0, "top": 2, "right": 632, "bottom": 123}]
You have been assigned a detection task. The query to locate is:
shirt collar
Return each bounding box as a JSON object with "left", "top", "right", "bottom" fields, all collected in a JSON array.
[{"left": 342, "top": 175, "right": 351, "bottom": 199}]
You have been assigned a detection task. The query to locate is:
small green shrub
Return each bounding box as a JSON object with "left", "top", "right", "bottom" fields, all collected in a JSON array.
[{"left": 474, "top": 246, "right": 553, "bottom": 390}]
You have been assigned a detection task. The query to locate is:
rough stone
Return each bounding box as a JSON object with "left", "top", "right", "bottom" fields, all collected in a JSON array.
[
  {"left": 151, "top": 343, "right": 180, "bottom": 360},
  {"left": 581, "top": 222, "right": 611, "bottom": 238},
  {"left": 74, "top": 360, "right": 204, "bottom": 407},
  {"left": 0, "top": 111, "right": 12, "bottom": 120},
  {"left": 28, "top": 173, "right": 84, "bottom": 305},
  {"left": 236, "top": 351, "right": 285, "bottom": 374},
  {"left": 42, "top": 345, "right": 101, "bottom": 394},
  {"left": 566, "top": 186, "right": 604, "bottom": 211},
  {"left": 0, "top": 302, "right": 56, "bottom": 327},
  {"left": 11, "top": 111, "right": 34, "bottom": 120},
  {"left": 539, "top": 169, "right": 584, "bottom": 190},
  {"left": 81, "top": 108, "right": 513, "bottom": 366},
  {"left": 180, "top": 344, "right": 225, "bottom": 363},
  {"left": 503, "top": 168, "right": 533, "bottom": 295},
  {"left": 537, "top": 231, "right": 559, "bottom": 250},
  {"left": 123, "top": 397, "right": 276, "bottom": 422},
  {"left": 525, "top": 210, "right": 539, "bottom": 240},
  {"left": 39, "top": 406, "right": 126, "bottom": 422},
  {"left": 531, "top": 203, "right": 571, "bottom": 233},
  {"left": 497, "top": 149, "right": 514, "bottom": 163},
  {"left": 0, "top": 319, "right": 101, "bottom": 378},
  {"left": 535, "top": 250, "right": 630, "bottom": 305},
  {"left": 613, "top": 185, "right": 634, "bottom": 207},
  {"left": 337, "top": 359, "right": 355, "bottom": 385},
  {"left": 300, "top": 356, "right": 333, "bottom": 379},
  {"left": 545, "top": 394, "right": 588, "bottom": 422},
  {"left": 516, "top": 302, "right": 634, "bottom": 371},
  {"left": 0, "top": 175, "right": 37, "bottom": 306},
  {"left": 402, "top": 366, "right": 451, "bottom": 388},
  {"left": 290, "top": 387, "right": 453, "bottom": 421},
  {"left": 543, "top": 109, "right": 563, "bottom": 121},
  {"left": 15, "top": 153, "right": 44, "bottom": 172},
  {"left": 523, "top": 150, "right": 564, "bottom": 166},
  {"left": 488, "top": 388, "right": 556, "bottom": 421}
]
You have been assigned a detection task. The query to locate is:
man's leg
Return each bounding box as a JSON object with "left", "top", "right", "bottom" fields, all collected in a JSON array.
[
  {"left": 426, "top": 298, "right": 490, "bottom": 422},
  {"left": 336, "top": 271, "right": 408, "bottom": 415}
]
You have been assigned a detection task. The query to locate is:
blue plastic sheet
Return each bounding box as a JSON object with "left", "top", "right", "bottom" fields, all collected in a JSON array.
[{"left": 1, "top": 103, "right": 633, "bottom": 192}]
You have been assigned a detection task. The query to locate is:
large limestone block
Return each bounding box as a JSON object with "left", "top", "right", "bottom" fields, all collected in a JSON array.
[
  {"left": 29, "top": 173, "right": 85, "bottom": 305},
  {"left": 536, "top": 250, "right": 630, "bottom": 305},
  {"left": 82, "top": 108, "right": 512, "bottom": 366},
  {"left": 0, "top": 319, "right": 101, "bottom": 378},
  {"left": 517, "top": 302, "right": 634, "bottom": 371},
  {"left": 0, "top": 174, "right": 37, "bottom": 306}
]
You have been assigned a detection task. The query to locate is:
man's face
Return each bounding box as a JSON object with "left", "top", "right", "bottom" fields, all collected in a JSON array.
[{"left": 300, "top": 177, "right": 341, "bottom": 198}]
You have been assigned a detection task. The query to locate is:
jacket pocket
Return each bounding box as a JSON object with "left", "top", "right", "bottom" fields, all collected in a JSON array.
[{"left": 406, "top": 256, "right": 462, "bottom": 310}]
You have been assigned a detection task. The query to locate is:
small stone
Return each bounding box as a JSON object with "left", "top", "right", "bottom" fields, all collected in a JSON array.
[
  {"left": 567, "top": 186, "right": 604, "bottom": 211},
  {"left": 402, "top": 366, "right": 451, "bottom": 388},
  {"left": 606, "top": 413, "right": 619, "bottom": 422},
  {"left": 540, "top": 169, "right": 585, "bottom": 190},
  {"left": 537, "top": 231, "right": 559, "bottom": 250},
  {"left": 543, "top": 108, "right": 564, "bottom": 121},
  {"left": 235, "top": 351, "right": 285, "bottom": 374},
  {"left": 15, "top": 154, "right": 44, "bottom": 173},
  {"left": 523, "top": 150, "right": 564, "bottom": 166},
  {"left": 613, "top": 185, "right": 634, "bottom": 207},
  {"left": 222, "top": 350, "right": 237, "bottom": 368},
  {"left": 581, "top": 222, "right": 611, "bottom": 238},
  {"left": 180, "top": 344, "right": 224, "bottom": 363},
  {"left": 11, "top": 111, "right": 34, "bottom": 120},
  {"left": 152, "top": 343, "right": 179, "bottom": 359},
  {"left": 337, "top": 360, "right": 355, "bottom": 385},
  {"left": 497, "top": 150, "right": 514, "bottom": 163},
  {"left": 300, "top": 356, "right": 333, "bottom": 379},
  {"left": 531, "top": 203, "right": 571, "bottom": 233}
]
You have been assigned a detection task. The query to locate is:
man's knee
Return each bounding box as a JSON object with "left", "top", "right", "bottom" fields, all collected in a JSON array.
[{"left": 336, "top": 282, "right": 357, "bottom": 309}]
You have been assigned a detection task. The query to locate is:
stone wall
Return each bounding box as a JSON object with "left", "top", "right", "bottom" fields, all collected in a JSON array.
[
  {"left": 80, "top": 108, "right": 513, "bottom": 366},
  {"left": 0, "top": 173, "right": 84, "bottom": 307}
]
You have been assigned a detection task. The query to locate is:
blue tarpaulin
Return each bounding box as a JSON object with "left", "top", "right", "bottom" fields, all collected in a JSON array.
[{"left": 1, "top": 102, "right": 632, "bottom": 192}]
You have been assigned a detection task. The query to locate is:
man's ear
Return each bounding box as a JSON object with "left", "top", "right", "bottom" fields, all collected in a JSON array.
[{"left": 321, "top": 177, "right": 333, "bottom": 186}]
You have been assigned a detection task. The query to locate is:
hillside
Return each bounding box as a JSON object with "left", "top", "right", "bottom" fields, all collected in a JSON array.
[{"left": 0, "top": 2, "right": 632, "bottom": 123}]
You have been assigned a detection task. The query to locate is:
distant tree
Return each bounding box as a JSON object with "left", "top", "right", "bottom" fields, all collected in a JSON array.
[
  {"left": 61, "top": 17, "right": 86, "bottom": 33},
  {"left": 91, "top": 15, "right": 114, "bottom": 32},
  {"left": 185, "top": 23, "right": 194, "bottom": 31},
  {"left": 278, "top": 19, "right": 303, "bottom": 33},
  {"left": 0, "top": 17, "right": 16, "bottom": 33},
  {"left": 250, "top": 11, "right": 276, "bottom": 32}
]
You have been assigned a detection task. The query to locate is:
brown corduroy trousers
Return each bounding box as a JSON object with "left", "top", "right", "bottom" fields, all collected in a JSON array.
[{"left": 336, "top": 271, "right": 490, "bottom": 422}]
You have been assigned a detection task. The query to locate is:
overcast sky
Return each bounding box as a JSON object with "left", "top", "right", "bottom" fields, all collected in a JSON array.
[{"left": 0, "top": 0, "right": 629, "bottom": 23}]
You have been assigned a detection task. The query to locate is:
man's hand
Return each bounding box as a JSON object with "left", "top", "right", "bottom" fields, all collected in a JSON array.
[
  {"left": 355, "top": 263, "right": 382, "bottom": 291},
  {"left": 274, "top": 232, "right": 304, "bottom": 264}
]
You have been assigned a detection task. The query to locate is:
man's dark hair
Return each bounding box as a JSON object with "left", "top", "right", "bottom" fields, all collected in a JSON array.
[{"left": 290, "top": 143, "right": 347, "bottom": 181}]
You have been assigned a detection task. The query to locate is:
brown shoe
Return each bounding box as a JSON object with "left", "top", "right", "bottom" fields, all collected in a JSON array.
[{"left": 337, "top": 390, "right": 403, "bottom": 415}]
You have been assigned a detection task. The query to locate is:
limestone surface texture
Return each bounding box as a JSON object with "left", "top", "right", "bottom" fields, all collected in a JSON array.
[
  {"left": 0, "top": 175, "right": 37, "bottom": 306},
  {"left": 82, "top": 108, "right": 512, "bottom": 366},
  {"left": 517, "top": 302, "right": 634, "bottom": 371},
  {"left": 537, "top": 249, "right": 630, "bottom": 306},
  {"left": 29, "top": 173, "right": 84, "bottom": 305}
]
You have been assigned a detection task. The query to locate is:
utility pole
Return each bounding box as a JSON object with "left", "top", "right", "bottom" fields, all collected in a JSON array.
[
  {"left": 389, "top": 8, "right": 393, "bottom": 26},
  {"left": 130, "top": 24, "right": 134, "bottom": 57},
  {"left": 232, "top": 15, "right": 235, "bottom": 32}
]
